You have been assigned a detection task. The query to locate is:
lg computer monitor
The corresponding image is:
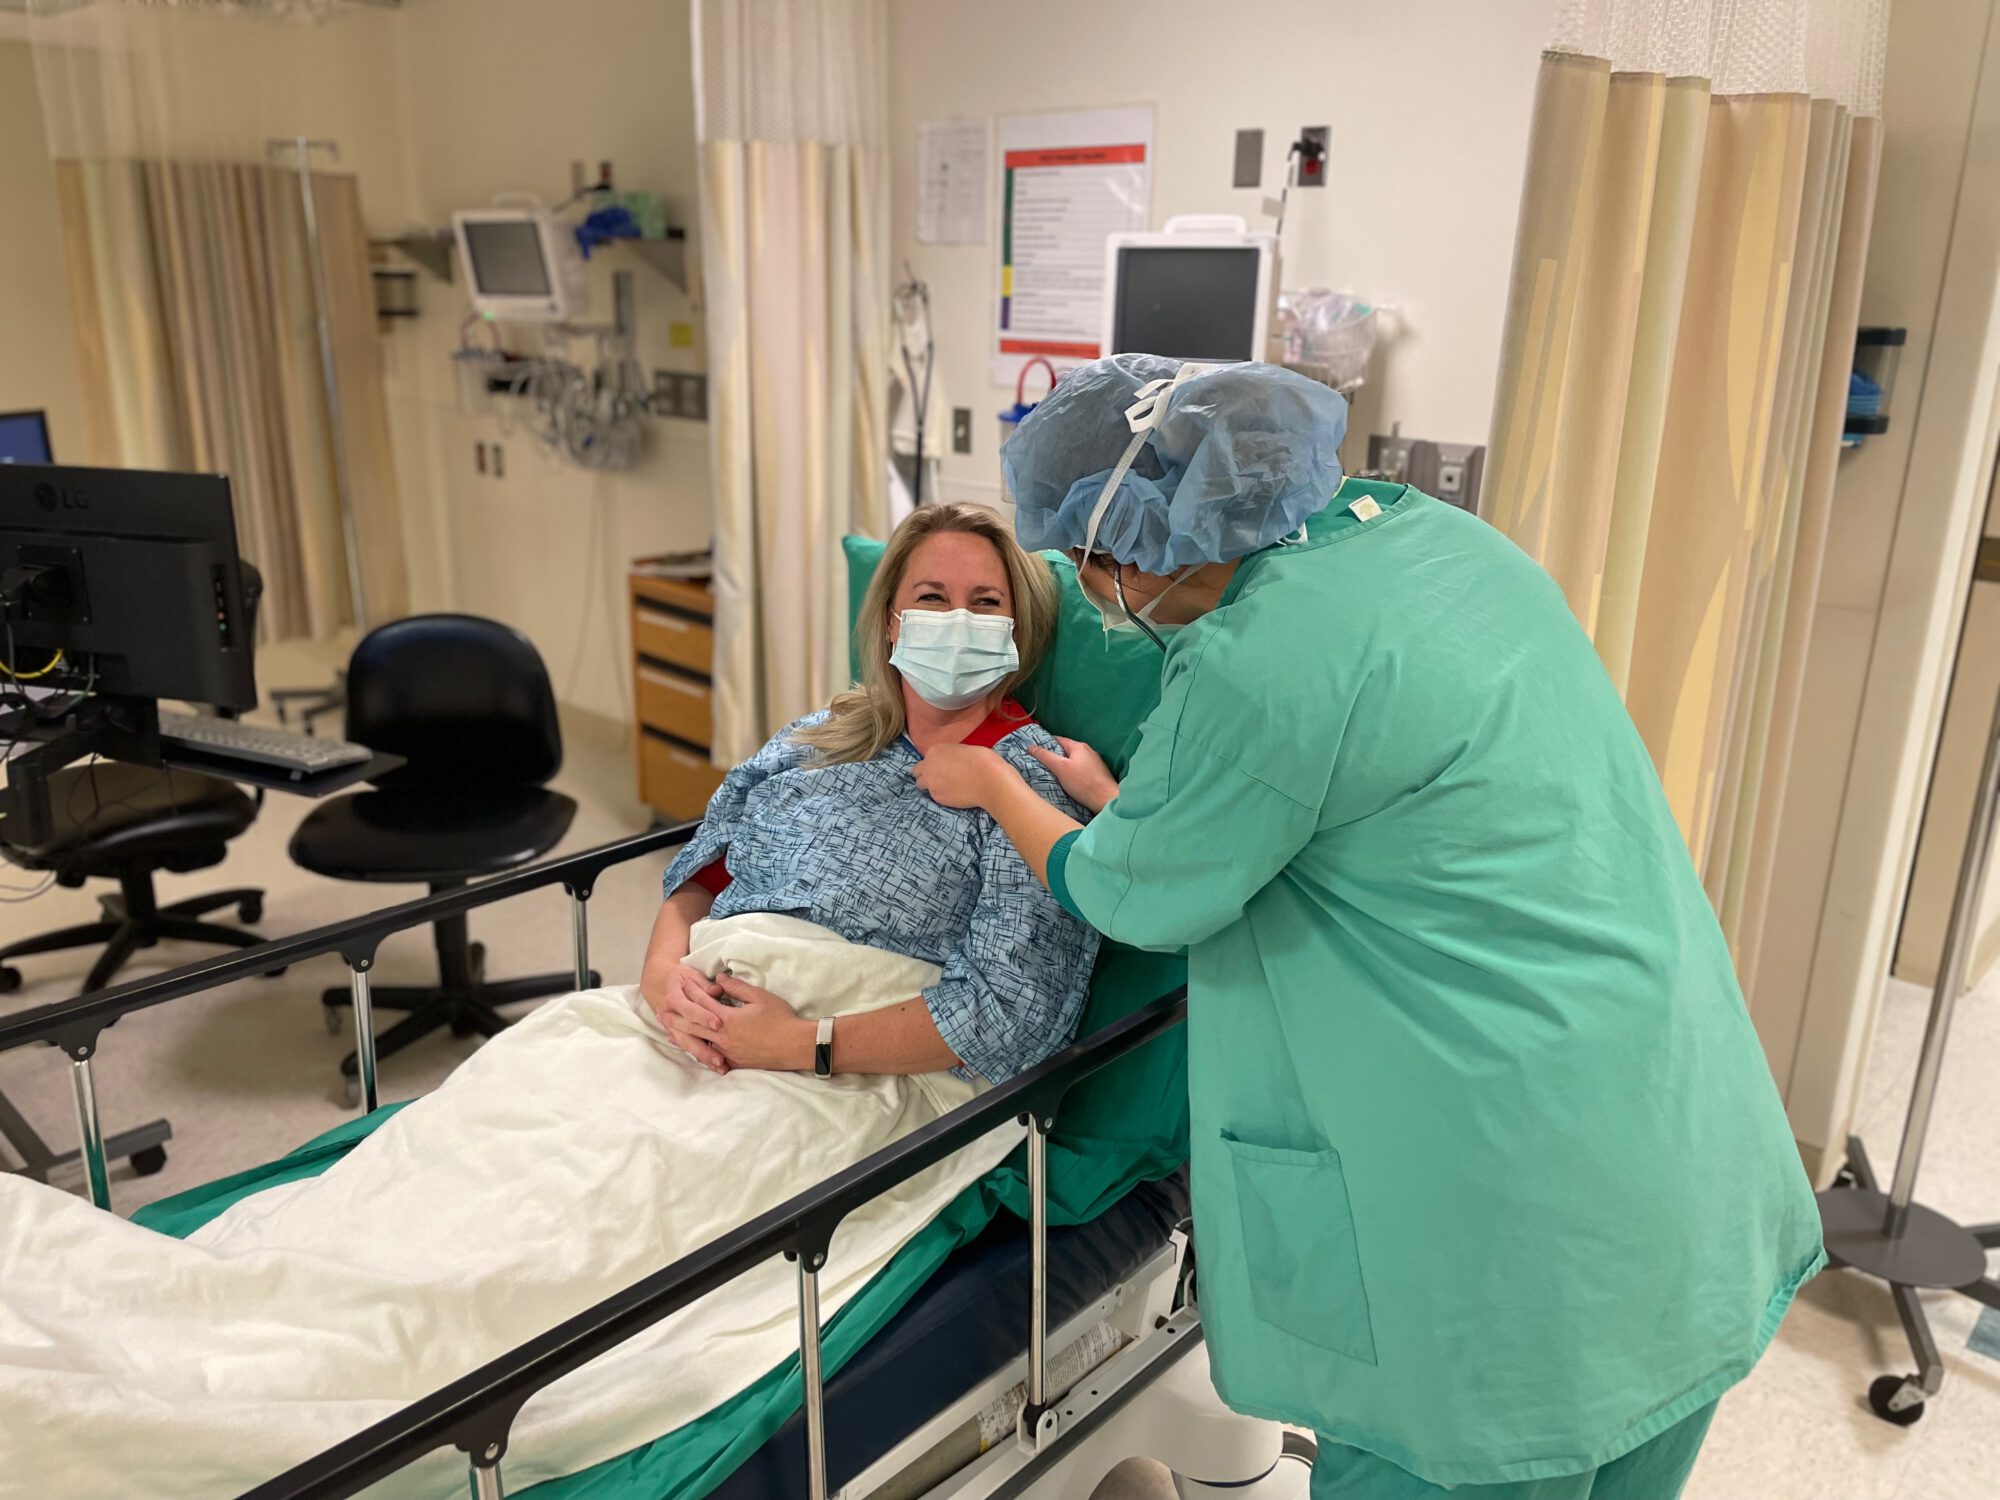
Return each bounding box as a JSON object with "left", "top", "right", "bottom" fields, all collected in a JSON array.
[
  {"left": 1103, "top": 220, "right": 1279, "bottom": 363},
  {"left": 0, "top": 464, "right": 255, "bottom": 710},
  {"left": 0, "top": 411, "right": 52, "bottom": 465}
]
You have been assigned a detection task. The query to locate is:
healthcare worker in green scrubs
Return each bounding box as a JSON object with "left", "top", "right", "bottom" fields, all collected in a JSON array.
[{"left": 913, "top": 356, "right": 1826, "bottom": 1500}]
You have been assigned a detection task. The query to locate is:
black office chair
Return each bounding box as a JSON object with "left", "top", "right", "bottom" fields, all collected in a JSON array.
[
  {"left": 0, "top": 765, "right": 265, "bottom": 995},
  {"left": 290, "top": 615, "right": 593, "bottom": 1100}
]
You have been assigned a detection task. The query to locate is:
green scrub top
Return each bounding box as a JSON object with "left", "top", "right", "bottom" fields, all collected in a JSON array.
[{"left": 1044, "top": 482, "right": 1825, "bottom": 1489}]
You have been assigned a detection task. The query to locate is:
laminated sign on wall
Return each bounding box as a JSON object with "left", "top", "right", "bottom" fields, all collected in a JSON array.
[{"left": 992, "top": 105, "right": 1154, "bottom": 383}]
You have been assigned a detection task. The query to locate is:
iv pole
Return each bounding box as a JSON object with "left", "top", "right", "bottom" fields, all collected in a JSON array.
[
  {"left": 1818, "top": 541, "right": 2000, "bottom": 1426},
  {"left": 268, "top": 135, "right": 369, "bottom": 634}
]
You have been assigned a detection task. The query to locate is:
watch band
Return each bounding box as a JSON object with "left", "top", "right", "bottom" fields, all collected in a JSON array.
[{"left": 814, "top": 1016, "right": 835, "bottom": 1078}]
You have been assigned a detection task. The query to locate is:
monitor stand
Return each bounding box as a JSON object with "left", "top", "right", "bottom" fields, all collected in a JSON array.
[{"left": 1, "top": 694, "right": 161, "bottom": 851}]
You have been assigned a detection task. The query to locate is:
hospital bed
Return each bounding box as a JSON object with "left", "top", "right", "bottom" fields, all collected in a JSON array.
[{"left": 0, "top": 822, "right": 1311, "bottom": 1500}]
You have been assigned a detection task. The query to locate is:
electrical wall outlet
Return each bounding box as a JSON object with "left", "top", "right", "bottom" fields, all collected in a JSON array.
[
  {"left": 1367, "top": 432, "right": 1485, "bottom": 511},
  {"left": 1367, "top": 430, "right": 1414, "bottom": 482},
  {"left": 654, "top": 369, "right": 675, "bottom": 405},
  {"left": 1233, "top": 128, "right": 1264, "bottom": 189},
  {"left": 674, "top": 372, "right": 708, "bottom": 421},
  {"left": 1298, "top": 125, "right": 1330, "bottom": 187},
  {"left": 952, "top": 407, "right": 973, "bottom": 454}
]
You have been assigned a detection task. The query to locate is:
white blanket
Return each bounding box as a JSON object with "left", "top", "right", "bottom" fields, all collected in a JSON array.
[{"left": 0, "top": 913, "right": 1024, "bottom": 1499}]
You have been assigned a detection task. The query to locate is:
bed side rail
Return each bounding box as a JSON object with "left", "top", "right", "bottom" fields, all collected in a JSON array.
[
  {"left": 233, "top": 990, "right": 1189, "bottom": 1500},
  {"left": 0, "top": 823, "right": 697, "bottom": 1204}
]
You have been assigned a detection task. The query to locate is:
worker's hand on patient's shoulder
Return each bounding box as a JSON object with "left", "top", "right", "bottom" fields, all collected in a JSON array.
[
  {"left": 913, "top": 742, "right": 1012, "bottom": 809},
  {"left": 1026, "top": 736, "right": 1120, "bottom": 814}
]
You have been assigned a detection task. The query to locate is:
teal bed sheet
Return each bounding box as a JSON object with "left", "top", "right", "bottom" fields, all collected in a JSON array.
[{"left": 131, "top": 946, "right": 1187, "bottom": 1500}]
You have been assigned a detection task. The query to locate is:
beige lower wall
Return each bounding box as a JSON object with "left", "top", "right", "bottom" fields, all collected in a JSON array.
[{"left": 0, "top": 41, "right": 86, "bottom": 462}]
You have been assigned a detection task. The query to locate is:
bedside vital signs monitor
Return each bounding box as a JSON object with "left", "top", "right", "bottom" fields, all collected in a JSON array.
[
  {"left": 1103, "top": 215, "right": 1279, "bottom": 364},
  {"left": 453, "top": 200, "right": 586, "bottom": 324}
]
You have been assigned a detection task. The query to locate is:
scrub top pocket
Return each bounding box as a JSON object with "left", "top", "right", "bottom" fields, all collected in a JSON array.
[{"left": 1222, "top": 1131, "right": 1377, "bottom": 1366}]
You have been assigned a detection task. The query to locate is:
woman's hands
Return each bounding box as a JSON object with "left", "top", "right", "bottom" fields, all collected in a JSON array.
[
  {"left": 1025, "top": 736, "right": 1120, "bottom": 814},
  {"left": 649, "top": 963, "right": 734, "bottom": 1072},
  {"left": 912, "top": 742, "right": 1015, "bottom": 809},
  {"left": 651, "top": 969, "right": 814, "bottom": 1074}
]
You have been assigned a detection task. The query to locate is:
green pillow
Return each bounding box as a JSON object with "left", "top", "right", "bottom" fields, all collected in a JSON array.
[{"left": 842, "top": 535, "right": 1163, "bottom": 774}]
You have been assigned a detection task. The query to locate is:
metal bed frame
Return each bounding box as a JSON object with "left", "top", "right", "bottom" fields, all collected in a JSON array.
[{"left": 0, "top": 822, "right": 1194, "bottom": 1500}]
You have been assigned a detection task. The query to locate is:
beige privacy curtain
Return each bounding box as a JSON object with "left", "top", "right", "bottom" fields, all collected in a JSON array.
[
  {"left": 28, "top": 0, "right": 409, "bottom": 642},
  {"left": 1486, "top": 0, "right": 1889, "bottom": 976},
  {"left": 695, "top": 0, "right": 891, "bottom": 763}
]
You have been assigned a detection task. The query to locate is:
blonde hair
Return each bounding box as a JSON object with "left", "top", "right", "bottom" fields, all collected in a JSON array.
[{"left": 794, "top": 504, "right": 1059, "bottom": 766}]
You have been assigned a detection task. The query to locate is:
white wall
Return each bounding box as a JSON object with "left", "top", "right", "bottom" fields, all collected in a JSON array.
[
  {"left": 886, "top": 0, "right": 1550, "bottom": 509},
  {"left": 381, "top": 0, "right": 713, "bottom": 726},
  {"left": 0, "top": 40, "right": 86, "bottom": 462}
]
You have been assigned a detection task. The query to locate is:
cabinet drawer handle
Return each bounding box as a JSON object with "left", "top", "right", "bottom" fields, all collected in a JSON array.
[
  {"left": 640, "top": 668, "right": 708, "bottom": 698},
  {"left": 643, "top": 613, "right": 694, "bottom": 635},
  {"left": 666, "top": 748, "right": 709, "bottom": 771}
]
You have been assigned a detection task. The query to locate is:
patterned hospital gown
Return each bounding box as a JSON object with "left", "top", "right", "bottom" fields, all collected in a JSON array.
[{"left": 660, "top": 707, "right": 1100, "bottom": 1082}]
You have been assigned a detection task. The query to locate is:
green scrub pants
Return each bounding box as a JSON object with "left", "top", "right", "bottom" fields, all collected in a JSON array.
[{"left": 1310, "top": 1403, "right": 1718, "bottom": 1499}]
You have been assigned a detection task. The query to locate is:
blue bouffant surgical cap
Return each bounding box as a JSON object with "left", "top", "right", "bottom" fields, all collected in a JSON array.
[{"left": 1002, "top": 355, "right": 1348, "bottom": 573}]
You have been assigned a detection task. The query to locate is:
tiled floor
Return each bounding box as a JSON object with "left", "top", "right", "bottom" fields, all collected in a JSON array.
[{"left": 2, "top": 640, "right": 1995, "bottom": 1499}]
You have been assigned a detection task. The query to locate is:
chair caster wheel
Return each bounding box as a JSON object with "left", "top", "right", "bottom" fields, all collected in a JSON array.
[
  {"left": 239, "top": 896, "right": 264, "bottom": 925},
  {"left": 0, "top": 966, "right": 19, "bottom": 994},
  {"left": 1868, "top": 1374, "right": 1926, "bottom": 1426},
  {"left": 260, "top": 966, "right": 288, "bottom": 980},
  {"left": 469, "top": 941, "right": 486, "bottom": 983},
  {"left": 130, "top": 1145, "right": 167, "bottom": 1177},
  {"left": 323, "top": 1005, "right": 345, "bottom": 1034},
  {"left": 343, "top": 1074, "right": 363, "bottom": 1108},
  {"left": 1833, "top": 1167, "right": 1858, "bottom": 1189}
]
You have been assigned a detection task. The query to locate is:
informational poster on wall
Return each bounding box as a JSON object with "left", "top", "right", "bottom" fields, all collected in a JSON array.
[{"left": 992, "top": 105, "right": 1154, "bottom": 385}]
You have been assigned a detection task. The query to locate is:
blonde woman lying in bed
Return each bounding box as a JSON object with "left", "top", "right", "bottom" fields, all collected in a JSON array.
[{"left": 0, "top": 504, "right": 1097, "bottom": 1500}]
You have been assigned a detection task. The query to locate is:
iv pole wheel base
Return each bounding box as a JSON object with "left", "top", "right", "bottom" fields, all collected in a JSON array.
[
  {"left": 1868, "top": 1375, "right": 1926, "bottom": 1426},
  {"left": 1817, "top": 1188, "right": 1989, "bottom": 1289}
]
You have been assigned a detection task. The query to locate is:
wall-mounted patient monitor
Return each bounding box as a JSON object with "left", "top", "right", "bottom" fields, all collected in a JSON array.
[
  {"left": 1103, "top": 215, "right": 1280, "bottom": 363},
  {"left": 453, "top": 201, "right": 586, "bottom": 323}
]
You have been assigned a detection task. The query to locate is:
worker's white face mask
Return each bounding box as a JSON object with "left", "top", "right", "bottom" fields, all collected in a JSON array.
[
  {"left": 890, "top": 608, "right": 1019, "bottom": 710},
  {"left": 1078, "top": 560, "right": 1193, "bottom": 649}
]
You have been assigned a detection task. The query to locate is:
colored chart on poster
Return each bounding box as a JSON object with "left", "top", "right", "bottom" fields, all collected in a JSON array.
[{"left": 993, "top": 106, "right": 1154, "bottom": 384}]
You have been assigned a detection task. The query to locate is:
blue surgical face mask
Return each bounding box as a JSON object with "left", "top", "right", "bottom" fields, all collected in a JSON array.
[{"left": 890, "top": 608, "right": 1019, "bottom": 710}]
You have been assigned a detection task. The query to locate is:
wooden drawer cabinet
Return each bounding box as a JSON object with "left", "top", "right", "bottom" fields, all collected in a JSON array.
[
  {"left": 637, "top": 664, "right": 714, "bottom": 747},
  {"left": 633, "top": 601, "right": 712, "bottom": 676},
  {"left": 638, "top": 730, "right": 724, "bottom": 822},
  {"left": 630, "top": 566, "right": 726, "bottom": 822}
]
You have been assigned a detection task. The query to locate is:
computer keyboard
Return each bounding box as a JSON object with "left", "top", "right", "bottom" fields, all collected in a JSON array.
[{"left": 159, "top": 711, "right": 373, "bottom": 776}]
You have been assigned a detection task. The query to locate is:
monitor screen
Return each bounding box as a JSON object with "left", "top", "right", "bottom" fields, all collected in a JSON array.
[
  {"left": 1112, "top": 247, "right": 1263, "bottom": 361},
  {"left": 463, "top": 220, "right": 553, "bottom": 297},
  {"left": 0, "top": 410, "right": 52, "bottom": 465}
]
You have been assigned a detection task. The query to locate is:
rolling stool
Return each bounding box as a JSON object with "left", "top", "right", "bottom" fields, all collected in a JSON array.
[{"left": 289, "top": 616, "right": 596, "bottom": 1103}]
